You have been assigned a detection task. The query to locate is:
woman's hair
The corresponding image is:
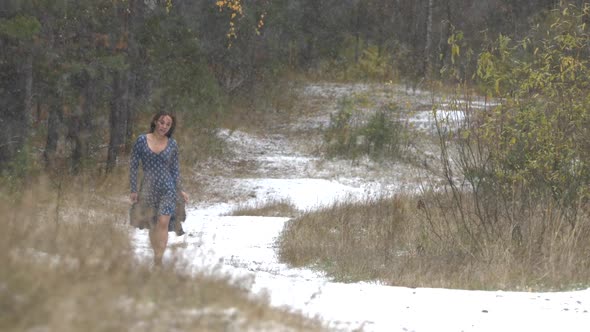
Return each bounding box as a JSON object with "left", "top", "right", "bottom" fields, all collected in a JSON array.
[{"left": 149, "top": 111, "right": 176, "bottom": 137}]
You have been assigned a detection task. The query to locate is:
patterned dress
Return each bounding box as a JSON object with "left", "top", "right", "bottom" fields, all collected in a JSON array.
[{"left": 130, "top": 134, "right": 181, "bottom": 216}]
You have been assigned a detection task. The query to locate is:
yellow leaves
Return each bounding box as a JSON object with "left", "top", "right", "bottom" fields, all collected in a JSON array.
[
  {"left": 447, "top": 29, "right": 463, "bottom": 65},
  {"left": 215, "top": 0, "right": 268, "bottom": 46},
  {"left": 559, "top": 56, "right": 577, "bottom": 81},
  {"left": 216, "top": 0, "right": 243, "bottom": 15},
  {"left": 451, "top": 44, "right": 460, "bottom": 64},
  {"left": 467, "top": 4, "right": 590, "bottom": 205},
  {"left": 215, "top": 0, "right": 244, "bottom": 47},
  {"left": 460, "top": 129, "right": 471, "bottom": 140},
  {"left": 509, "top": 137, "right": 517, "bottom": 146},
  {"left": 256, "top": 12, "right": 266, "bottom": 35}
]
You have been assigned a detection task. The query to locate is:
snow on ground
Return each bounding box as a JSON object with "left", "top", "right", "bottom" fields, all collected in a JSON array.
[
  {"left": 134, "top": 193, "right": 590, "bottom": 332},
  {"left": 131, "top": 83, "right": 590, "bottom": 331}
]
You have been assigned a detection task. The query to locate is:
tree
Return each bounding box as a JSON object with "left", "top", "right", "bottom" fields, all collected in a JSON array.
[
  {"left": 0, "top": 12, "right": 40, "bottom": 173},
  {"left": 471, "top": 3, "right": 590, "bottom": 222},
  {"left": 0, "top": 0, "right": 581, "bottom": 181},
  {"left": 423, "top": 0, "right": 434, "bottom": 80},
  {"left": 106, "top": 0, "right": 140, "bottom": 173}
]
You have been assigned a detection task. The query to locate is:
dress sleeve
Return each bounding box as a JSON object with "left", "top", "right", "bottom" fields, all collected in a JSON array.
[
  {"left": 169, "top": 139, "right": 182, "bottom": 191},
  {"left": 130, "top": 136, "right": 141, "bottom": 193}
]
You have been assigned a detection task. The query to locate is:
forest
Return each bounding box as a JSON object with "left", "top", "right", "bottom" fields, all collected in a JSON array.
[
  {"left": 1, "top": 0, "right": 583, "bottom": 181},
  {"left": 4, "top": 1, "right": 590, "bottom": 330}
]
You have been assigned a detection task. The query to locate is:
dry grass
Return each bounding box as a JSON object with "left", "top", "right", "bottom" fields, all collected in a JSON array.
[
  {"left": 227, "top": 198, "right": 300, "bottom": 218},
  {"left": 277, "top": 192, "right": 590, "bottom": 291},
  {"left": 0, "top": 173, "right": 328, "bottom": 332},
  {"left": 278, "top": 195, "right": 415, "bottom": 283}
]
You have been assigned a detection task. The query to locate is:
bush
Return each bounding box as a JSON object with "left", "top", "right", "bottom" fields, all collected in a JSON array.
[{"left": 323, "top": 97, "right": 406, "bottom": 161}]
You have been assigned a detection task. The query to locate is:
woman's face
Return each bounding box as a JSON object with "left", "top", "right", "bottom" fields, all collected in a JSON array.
[{"left": 154, "top": 115, "right": 173, "bottom": 137}]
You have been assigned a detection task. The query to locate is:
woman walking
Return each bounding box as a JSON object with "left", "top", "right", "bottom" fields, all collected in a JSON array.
[{"left": 130, "top": 111, "right": 188, "bottom": 266}]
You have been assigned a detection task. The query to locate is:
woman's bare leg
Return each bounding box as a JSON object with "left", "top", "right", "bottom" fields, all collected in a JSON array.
[{"left": 149, "top": 214, "right": 170, "bottom": 266}]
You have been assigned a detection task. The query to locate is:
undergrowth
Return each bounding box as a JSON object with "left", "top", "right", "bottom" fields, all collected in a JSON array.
[{"left": 323, "top": 95, "right": 409, "bottom": 162}]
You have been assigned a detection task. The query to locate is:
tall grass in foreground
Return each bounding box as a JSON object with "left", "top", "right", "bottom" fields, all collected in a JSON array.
[
  {"left": 0, "top": 174, "right": 326, "bottom": 332},
  {"left": 277, "top": 193, "right": 590, "bottom": 291}
]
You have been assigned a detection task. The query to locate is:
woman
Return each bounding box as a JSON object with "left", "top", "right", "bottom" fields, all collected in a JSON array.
[{"left": 130, "top": 111, "right": 189, "bottom": 266}]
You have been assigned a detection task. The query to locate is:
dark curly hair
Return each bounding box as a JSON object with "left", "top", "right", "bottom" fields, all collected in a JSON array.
[{"left": 149, "top": 111, "right": 176, "bottom": 138}]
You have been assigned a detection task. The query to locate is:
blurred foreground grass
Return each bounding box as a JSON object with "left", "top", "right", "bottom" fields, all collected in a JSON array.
[{"left": 0, "top": 172, "right": 327, "bottom": 332}]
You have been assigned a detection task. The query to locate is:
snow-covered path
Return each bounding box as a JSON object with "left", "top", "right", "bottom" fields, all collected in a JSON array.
[
  {"left": 134, "top": 168, "right": 590, "bottom": 331},
  {"left": 132, "top": 83, "right": 590, "bottom": 331},
  {"left": 134, "top": 195, "right": 590, "bottom": 332}
]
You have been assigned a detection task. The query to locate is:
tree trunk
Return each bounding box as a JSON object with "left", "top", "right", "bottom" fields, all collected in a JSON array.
[
  {"left": 70, "top": 77, "right": 96, "bottom": 174},
  {"left": 423, "top": 0, "right": 434, "bottom": 80},
  {"left": 354, "top": 0, "right": 361, "bottom": 63},
  {"left": 126, "top": 0, "right": 142, "bottom": 148},
  {"left": 125, "top": 71, "right": 137, "bottom": 151},
  {"left": 106, "top": 71, "right": 130, "bottom": 173},
  {"left": 23, "top": 52, "right": 34, "bottom": 131},
  {"left": 438, "top": 0, "right": 452, "bottom": 74},
  {"left": 107, "top": 0, "right": 144, "bottom": 172},
  {"left": 0, "top": 43, "right": 29, "bottom": 170},
  {"left": 44, "top": 101, "right": 64, "bottom": 171}
]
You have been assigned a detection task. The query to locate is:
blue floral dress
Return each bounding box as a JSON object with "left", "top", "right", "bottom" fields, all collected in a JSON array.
[{"left": 130, "top": 134, "right": 181, "bottom": 216}]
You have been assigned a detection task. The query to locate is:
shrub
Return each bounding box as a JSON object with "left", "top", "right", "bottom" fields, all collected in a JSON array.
[{"left": 323, "top": 97, "right": 406, "bottom": 161}]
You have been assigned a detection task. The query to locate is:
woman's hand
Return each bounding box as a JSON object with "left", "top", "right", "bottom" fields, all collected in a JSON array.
[
  {"left": 180, "top": 191, "right": 189, "bottom": 203},
  {"left": 130, "top": 192, "right": 138, "bottom": 204}
]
